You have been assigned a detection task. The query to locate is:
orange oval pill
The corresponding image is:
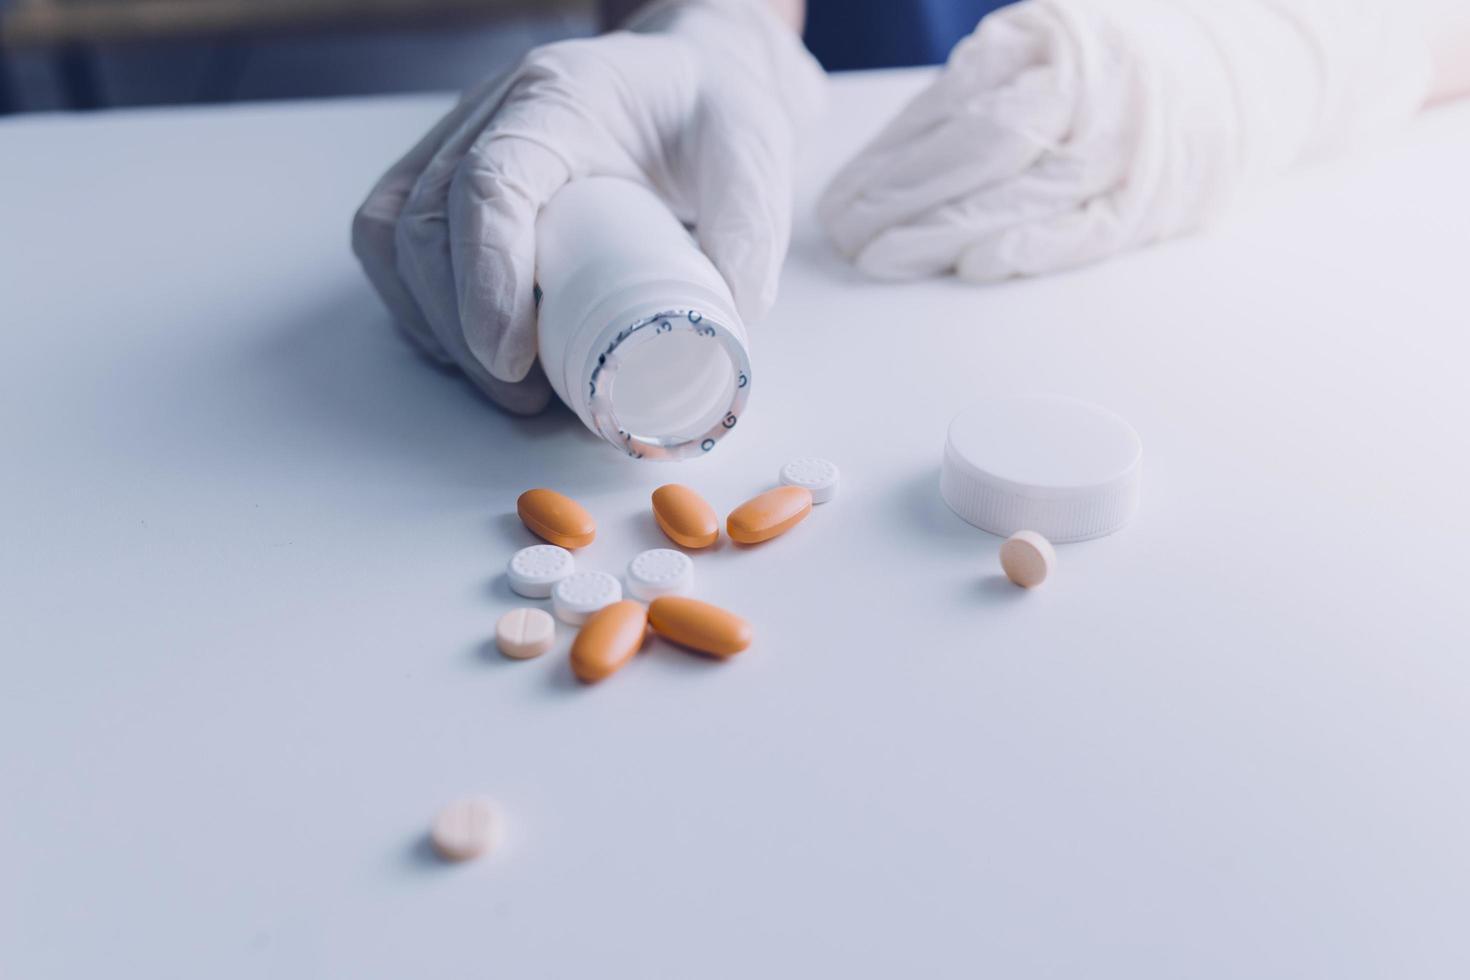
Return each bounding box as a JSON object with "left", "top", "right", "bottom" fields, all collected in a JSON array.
[
  {"left": 651, "top": 484, "right": 720, "bottom": 549},
  {"left": 570, "top": 600, "right": 648, "bottom": 683},
  {"left": 726, "top": 486, "right": 812, "bottom": 545},
  {"left": 647, "top": 596, "right": 752, "bottom": 658},
  {"left": 516, "top": 488, "right": 596, "bottom": 549}
]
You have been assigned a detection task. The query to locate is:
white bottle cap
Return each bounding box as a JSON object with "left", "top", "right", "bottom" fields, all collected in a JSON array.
[{"left": 940, "top": 395, "right": 1142, "bottom": 543}]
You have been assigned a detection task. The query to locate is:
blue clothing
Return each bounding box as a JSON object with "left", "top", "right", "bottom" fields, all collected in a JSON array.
[{"left": 804, "top": 0, "right": 1013, "bottom": 70}]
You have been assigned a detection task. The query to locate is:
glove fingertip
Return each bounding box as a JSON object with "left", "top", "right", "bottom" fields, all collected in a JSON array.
[
  {"left": 855, "top": 240, "right": 937, "bottom": 282},
  {"left": 350, "top": 202, "right": 386, "bottom": 264},
  {"left": 739, "top": 276, "right": 778, "bottom": 324},
  {"left": 403, "top": 320, "right": 457, "bottom": 365},
  {"left": 956, "top": 237, "right": 1020, "bottom": 283},
  {"left": 456, "top": 340, "right": 553, "bottom": 415},
  {"left": 493, "top": 377, "right": 555, "bottom": 418},
  {"left": 817, "top": 208, "right": 862, "bottom": 260},
  {"left": 488, "top": 342, "right": 541, "bottom": 386},
  {"left": 469, "top": 311, "right": 538, "bottom": 386},
  {"left": 454, "top": 237, "right": 539, "bottom": 384},
  {"left": 497, "top": 359, "right": 555, "bottom": 417},
  {"left": 708, "top": 237, "right": 780, "bottom": 325}
]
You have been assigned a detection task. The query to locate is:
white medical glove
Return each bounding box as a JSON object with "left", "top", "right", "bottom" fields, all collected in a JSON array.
[
  {"left": 819, "top": 0, "right": 1434, "bottom": 282},
  {"left": 352, "top": 0, "right": 823, "bottom": 415}
]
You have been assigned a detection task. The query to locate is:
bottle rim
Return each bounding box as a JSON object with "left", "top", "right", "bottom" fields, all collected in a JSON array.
[{"left": 583, "top": 307, "right": 751, "bottom": 461}]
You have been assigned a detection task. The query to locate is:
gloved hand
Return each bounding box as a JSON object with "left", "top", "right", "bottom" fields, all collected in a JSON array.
[
  {"left": 819, "top": 0, "right": 1434, "bottom": 282},
  {"left": 352, "top": 0, "right": 823, "bottom": 414}
]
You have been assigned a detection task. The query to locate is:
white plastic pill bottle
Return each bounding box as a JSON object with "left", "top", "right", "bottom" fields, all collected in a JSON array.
[{"left": 535, "top": 177, "right": 751, "bottom": 461}]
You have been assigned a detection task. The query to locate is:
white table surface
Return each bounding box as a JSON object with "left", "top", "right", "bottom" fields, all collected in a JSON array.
[{"left": 4, "top": 69, "right": 1470, "bottom": 979}]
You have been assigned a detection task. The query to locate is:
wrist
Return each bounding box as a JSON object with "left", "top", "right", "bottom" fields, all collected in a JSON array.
[
  {"left": 1415, "top": 0, "right": 1470, "bottom": 102},
  {"left": 1079, "top": 0, "right": 1432, "bottom": 168},
  {"left": 626, "top": 0, "right": 826, "bottom": 127}
]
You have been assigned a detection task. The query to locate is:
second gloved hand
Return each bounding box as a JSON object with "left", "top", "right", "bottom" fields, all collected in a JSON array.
[
  {"left": 819, "top": 0, "right": 1433, "bottom": 283},
  {"left": 353, "top": 0, "right": 823, "bottom": 415}
]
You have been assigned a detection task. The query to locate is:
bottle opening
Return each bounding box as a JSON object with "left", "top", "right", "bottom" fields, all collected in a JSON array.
[
  {"left": 585, "top": 309, "right": 751, "bottom": 461},
  {"left": 611, "top": 330, "right": 735, "bottom": 442}
]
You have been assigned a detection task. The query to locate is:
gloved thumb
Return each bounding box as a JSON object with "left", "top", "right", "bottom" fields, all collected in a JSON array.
[{"left": 690, "top": 99, "right": 794, "bottom": 324}]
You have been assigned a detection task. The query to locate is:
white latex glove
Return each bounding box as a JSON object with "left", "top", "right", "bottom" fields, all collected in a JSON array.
[
  {"left": 352, "top": 0, "right": 823, "bottom": 414},
  {"left": 819, "top": 0, "right": 1434, "bottom": 282}
]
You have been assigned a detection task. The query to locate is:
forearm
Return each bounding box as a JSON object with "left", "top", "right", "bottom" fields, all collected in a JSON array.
[
  {"left": 600, "top": 0, "right": 804, "bottom": 32},
  {"left": 1420, "top": 0, "right": 1470, "bottom": 102},
  {"left": 763, "top": 0, "right": 805, "bottom": 31}
]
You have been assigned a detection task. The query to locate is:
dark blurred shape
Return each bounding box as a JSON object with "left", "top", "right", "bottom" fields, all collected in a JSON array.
[
  {"left": 2, "top": 0, "right": 588, "bottom": 46},
  {"left": 0, "top": 41, "right": 13, "bottom": 111},
  {"left": 804, "top": 0, "right": 1008, "bottom": 70},
  {"left": 1, "top": 0, "right": 1017, "bottom": 115},
  {"left": 0, "top": 0, "right": 593, "bottom": 112}
]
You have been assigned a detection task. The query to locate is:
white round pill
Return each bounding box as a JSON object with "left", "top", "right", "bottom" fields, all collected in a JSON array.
[
  {"left": 1000, "top": 530, "right": 1055, "bottom": 588},
  {"left": 779, "top": 456, "right": 840, "bottom": 504},
  {"left": 430, "top": 796, "right": 498, "bottom": 862},
  {"left": 496, "top": 607, "right": 555, "bottom": 660},
  {"left": 507, "top": 545, "right": 575, "bottom": 598},
  {"left": 626, "top": 549, "right": 694, "bottom": 601},
  {"left": 552, "top": 570, "right": 622, "bottom": 625}
]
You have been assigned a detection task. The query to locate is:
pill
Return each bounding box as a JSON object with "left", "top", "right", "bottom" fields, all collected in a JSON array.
[
  {"left": 516, "top": 488, "right": 596, "bottom": 549},
  {"left": 506, "top": 544, "right": 575, "bottom": 598},
  {"left": 626, "top": 549, "right": 694, "bottom": 601},
  {"left": 779, "top": 456, "right": 840, "bottom": 504},
  {"left": 570, "top": 600, "right": 648, "bottom": 683},
  {"left": 430, "top": 796, "right": 498, "bottom": 862},
  {"left": 495, "top": 607, "right": 555, "bottom": 660},
  {"left": 647, "top": 596, "right": 752, "bottom": 658},
  {"left": 1000, "top": 530, "right": 1055, "bottom": 588},
  {"left": 552, "top": 570, "right": 622, "bottom": 625},
  {"left": 726, "top": 486, "right": 812, "bottom": 545},
  {"left": 651, "top": 484, "right": 720, "bottom": 548}
]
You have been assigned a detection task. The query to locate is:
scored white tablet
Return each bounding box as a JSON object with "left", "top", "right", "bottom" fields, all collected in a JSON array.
[{"left": 496, "top": 607, "right": 556, "bottom": 659}]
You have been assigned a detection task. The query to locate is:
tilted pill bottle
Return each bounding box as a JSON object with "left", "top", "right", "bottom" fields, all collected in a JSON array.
[{"left": 535, "top": 177, "right": 752, "bottom": 460}]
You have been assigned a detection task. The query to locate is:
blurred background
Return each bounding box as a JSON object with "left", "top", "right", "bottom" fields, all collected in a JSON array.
[
  {"left": 0, "top": 0, "right": 592, "bottom": 112},
  {"left": 0, "top": 0, "right": 983, "bottom": 114}
]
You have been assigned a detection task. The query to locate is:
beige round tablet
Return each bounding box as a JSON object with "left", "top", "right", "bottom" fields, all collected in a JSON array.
[
  {"left": 496, "top": 607, "right": 555, "bottom": 660},
  {"left": 1000, "top": 530, "right": 1055, "bottom": 588},
  {"left": 430, "top": 796, "right": 497, "bottom": 862}
]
